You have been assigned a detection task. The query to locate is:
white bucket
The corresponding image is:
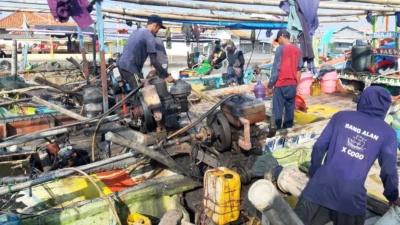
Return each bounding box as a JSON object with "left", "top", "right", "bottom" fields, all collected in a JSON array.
[{"left": 375, "top": 206, "right": 400, "bottom": 225}]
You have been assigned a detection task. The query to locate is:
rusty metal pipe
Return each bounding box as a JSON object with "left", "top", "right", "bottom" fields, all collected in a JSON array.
[
  {"left": 249, "top": 179, "right": 304, "bottom": 225},
  {"left": 238, "top": 117, "right": 251, "bottom": 150},
  {"left": 0, "top": 128, "right": 69, "bottom": 150}
]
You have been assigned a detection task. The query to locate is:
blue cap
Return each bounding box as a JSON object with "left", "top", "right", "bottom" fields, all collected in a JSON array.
[{"left": 148, "top": 14, "right": 166, "bottom": 29}]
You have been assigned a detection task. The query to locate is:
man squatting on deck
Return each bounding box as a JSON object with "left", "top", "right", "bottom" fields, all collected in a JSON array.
[
  {"left": 267, "top": 29, "right": 303, "bottom": 129},
  {"left": 211, "top": 41, "right": 245, "bottom": 86},
  {"left": 117, "top": 15, "right": 174, "bottom": 90},
  {"left": 295, "top": 86, "right": 400, "bottom": 225}
]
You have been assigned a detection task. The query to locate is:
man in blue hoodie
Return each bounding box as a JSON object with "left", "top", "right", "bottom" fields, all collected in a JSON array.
[{"left": 295, "top": 86, "right": 400, "bottom": 225}]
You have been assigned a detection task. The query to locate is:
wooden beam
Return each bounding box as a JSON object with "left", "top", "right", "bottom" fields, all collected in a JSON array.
[
  {"left": 197, "top": 0, "right": 400, "bottom": 12},
  {"left": 115, "top": 0, "right": 369, "bottom": 16},
  {"left": 32, "top": 96, "right": 88, "bottom": 121},
  {"left": 335, "top": 0, "right": 400, "bottom": 5},
  {"left": 0, "top": 6, "right": 360, "bottom": 24}
]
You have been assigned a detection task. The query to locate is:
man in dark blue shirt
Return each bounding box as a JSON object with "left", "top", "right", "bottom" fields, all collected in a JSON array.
[
  {"left": 118, "top": 15, "right": 174, "bottom": 90},
  {"left": 295, "top": 86, "right": 400, "bottom": 225}
]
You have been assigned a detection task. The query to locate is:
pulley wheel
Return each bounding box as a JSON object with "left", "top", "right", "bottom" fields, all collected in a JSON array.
[
  {"left": 207, "top": 112, "right": 231, "bottom": 152},
  {"left": 139, "top": 96, "right": 155, "bottom": 133}
]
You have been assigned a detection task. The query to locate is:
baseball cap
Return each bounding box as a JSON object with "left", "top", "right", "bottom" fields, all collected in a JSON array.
[
  {"left": 252, "top": 63, "right": 259, "bottom": 70},
  {"left": 275, "top": 29, "right": 290, "bottom": 42},
  {"left": 148, "top": 14, "right": 166, "bottom": 29}
]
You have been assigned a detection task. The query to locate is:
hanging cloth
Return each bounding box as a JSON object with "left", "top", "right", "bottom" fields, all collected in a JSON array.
[
  {"left": 396, "top": 12, "right": 400, "bottom": 27},
  {"left": 181, "top": 23, "right": 192, "bottom": 46},
  {"left": 192, "top": 24, "right": 201, "bottom": 43},
  {"left": 47, "top": 0, "right": 94, "bottom": 30},
  {"left": 366, "top": 11, "right": 373, "bottom": 25},
  {"left": 166, "top": 26, "right": 172, "bottom": 49},
  {"left": 283, "top": 0, "right": 302, "bottom": 37},
  {"left": 294, "top": 0, "right": 320, "bottom": 35}
]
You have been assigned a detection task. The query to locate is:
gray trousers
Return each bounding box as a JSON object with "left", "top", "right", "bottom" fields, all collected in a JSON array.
[{"left": 294, "top": 197, "right": 366, "bottom": 225}]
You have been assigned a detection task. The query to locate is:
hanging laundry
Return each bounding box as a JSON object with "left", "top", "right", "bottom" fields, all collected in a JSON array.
[
  {"left": 192, "top": 24, "right": 201, "bottom": 43},
  {"left": 266, "top": 30, "right": 273, "bottom": 38},
  {"left": 396, "top": 12, "right": 400, "bottom": 27},
  {"left": 181, "top": 23, "right": 192, "bottom": 46},
  {"left": 281, "top": 0, "right": 316, "bottom": 73},
  {"left": 293, "top": 0, "right": 319, "bottom": 35},
  {"left": 366, "top": 11, "right": 373, "bottom": 25},
  {"left": 47, "top": 0, "right": 94, "bottom": 30},
  {"left": 280, "top": 0, "right": 302, "bottom": 37}
]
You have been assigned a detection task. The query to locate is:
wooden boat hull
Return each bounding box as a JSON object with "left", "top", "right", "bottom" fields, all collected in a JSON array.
[{"left": 20, "top": 175, "right": 201, "bottom": 225}]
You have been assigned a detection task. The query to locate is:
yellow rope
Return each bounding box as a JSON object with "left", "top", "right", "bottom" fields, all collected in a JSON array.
[{"left": 57, "top": 167, "right": 122, "bottom": 225}]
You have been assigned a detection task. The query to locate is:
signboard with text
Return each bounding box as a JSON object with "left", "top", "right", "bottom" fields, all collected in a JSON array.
[
  {"left": 373, "top": 48, "right": 400, "bottom": 56},
  {"left": 369, "top": 32, "right": 400, "bottom": 39}
]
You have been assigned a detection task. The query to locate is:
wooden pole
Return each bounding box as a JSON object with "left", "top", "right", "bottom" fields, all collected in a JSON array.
[
  {"left": 103, "top": 11, "right": 359, "bottom": 23},
  {"left": 0, "top": 128, "right": 69, "bottom": 149},
  {"left": 141, "top": 6, "right": 362, "bottom": 17},
  {"left": 2, "top": 0, "right": 400, "bottom": 13},
  {"left": 396, "top": 17, "right": 399, "bottom": 49},
  {"left": 31, "top": 96, "right": 88, "bottom": 121},
  {"left": 248, "top": 179, "right": 304, "bottom": 225},
  {"left": 159, "top": 210, "right": 183, "bottom": 225},
  {"left": 335, "top": 0, "right": 400, "bottom": 5},
  {"left": 11, "top": 39, "right": 17, "bottom": 80},
  {"left": 77, "top": 26, "right": 90, "bottom": 84},
  {"left": 373, "top": 16, "right": 378, "bottom": 48},
  {"left": 101, "top": 7, "right": 251, "bottom": 22},
  {"left": 105, "top": 132, "right": 179, "bottom": 169},
  {"left": 115, "top": 0, "right": 400, "bottom": 14},
  {"left": 277, "top": 166, "right": 390, "bottom": 216},
  {"left": 0, "top": 6, "right": 361, "bottom": 23},
  {"left": 33, "top": 77, "right": 83, "bottom": 96},
  {"left": 198, "top": 0, "right": 400, "bottom": 12}
]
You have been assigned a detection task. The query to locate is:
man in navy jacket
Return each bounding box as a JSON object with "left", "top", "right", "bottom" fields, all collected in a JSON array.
[{"left": 295, "top": 86, "right": 400, "bottom": 225}]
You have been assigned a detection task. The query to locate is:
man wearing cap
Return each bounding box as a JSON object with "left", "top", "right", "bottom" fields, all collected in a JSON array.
[
  {"left": 267, "top": 29, "right": 303, "bottom": 129},
  {"left": 118, "top": 15, "right": 174, "bottom": 90},
  {"left": 252, "top": 64, "right": 264, "bottom": 82},
  {"left": 211, "top": 42, "right": 245, "bottom": 86}
]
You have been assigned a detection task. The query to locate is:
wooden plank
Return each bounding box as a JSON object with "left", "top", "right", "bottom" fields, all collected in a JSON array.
[{"left": 159, "top": 209, "right": 183, "bottom": 225}]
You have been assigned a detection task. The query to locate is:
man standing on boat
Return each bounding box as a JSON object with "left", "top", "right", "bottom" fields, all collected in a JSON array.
[
  {"left": 267, "top": 29, "right": 303, "bottom": 129},
  {"left": 295, "top": 86, "right": 400, "bottom": 225},
  {"left": 211, "top": 41, "right": 245, "bottom": 86},
  {"left": 117, "top": 15, "right": 174, "bottom": 90}
]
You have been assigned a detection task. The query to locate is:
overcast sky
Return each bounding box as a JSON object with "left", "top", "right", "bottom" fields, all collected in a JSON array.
[{"left": 0, "top": 0, "right": 391, "bottom": 39}]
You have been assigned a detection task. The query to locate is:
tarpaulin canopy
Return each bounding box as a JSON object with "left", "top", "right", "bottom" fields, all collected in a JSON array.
[{"left": 35, "top": 25, "right": 94, "bottom": 32}]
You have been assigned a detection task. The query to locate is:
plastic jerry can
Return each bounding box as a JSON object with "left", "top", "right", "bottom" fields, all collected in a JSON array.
[
  {"left": 311, "top": 82, "right": 321, "bottom": 96},
  {"left": 204, "top": 167, "right": 241, "bottom": 225}
]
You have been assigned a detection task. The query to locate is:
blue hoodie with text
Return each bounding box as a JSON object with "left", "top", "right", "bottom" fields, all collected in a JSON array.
[{"left": 301, "top": 86, "right": 399, "bottom": 216}]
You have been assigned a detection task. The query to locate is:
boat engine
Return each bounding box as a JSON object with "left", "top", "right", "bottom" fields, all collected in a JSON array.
[
  {"left": 129, "top": 78, "right": 192, "bottom": 133},
  {"left": 118, "top": 80, "right": 277, "bottom": 184},
  {"left": 196, "top": 95, "right": 269, "bottom": 154}
]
